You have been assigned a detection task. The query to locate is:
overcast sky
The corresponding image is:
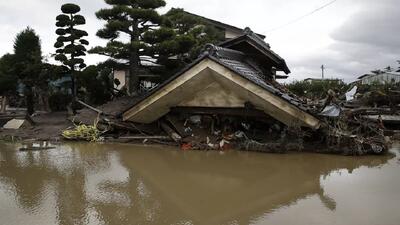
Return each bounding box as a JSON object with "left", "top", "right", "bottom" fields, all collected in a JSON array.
[{"left": 0, "top": 0, "right": 399, "bottom": 82}]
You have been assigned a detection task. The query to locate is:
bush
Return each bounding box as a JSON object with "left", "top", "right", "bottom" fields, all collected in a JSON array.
[
  {"left": 286, "top": 80, "right": 348, "bottom": 99},
  {"left": 49, "top": 92, "right": 72, "bottom": 111}
]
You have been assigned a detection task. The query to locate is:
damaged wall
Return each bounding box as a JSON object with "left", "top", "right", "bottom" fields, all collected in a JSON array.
[{"left": 123, "top": 59, "right": 320, "bottom": 129}]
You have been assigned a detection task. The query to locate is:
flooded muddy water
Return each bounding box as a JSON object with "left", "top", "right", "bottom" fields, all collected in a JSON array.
[{"left": 0, "top": 142, "right": 399, "bottom": 225}]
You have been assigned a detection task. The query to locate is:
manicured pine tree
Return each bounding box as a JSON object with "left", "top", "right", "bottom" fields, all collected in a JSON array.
[
  {"left": 164, "top": 8, "right": 225, "bottom": 69},
  {"left": 54, "top": 3, "right": 89, "bottom": 101},
  {"left": 13, "top": 27, "right": 43, "bottom": 115},
  {"left": 91, "top": 0, "right": 167, "bottom": 96}
]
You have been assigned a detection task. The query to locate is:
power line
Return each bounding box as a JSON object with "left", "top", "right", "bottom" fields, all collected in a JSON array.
[{"left": 264, "top": 0, "right": 339, "bottom": 34}]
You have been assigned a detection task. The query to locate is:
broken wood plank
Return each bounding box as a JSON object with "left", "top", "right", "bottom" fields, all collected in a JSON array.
[
  {"left": 165, "top": 115, "right": 192, "bottom": 137},
  {"left": 0, "top": 96, "right": 6, "bottom": 113},
  {"left": 77, "top": 100, "right": 104, "bottom": 115},
  {"left": 160, "top": 121, "right": 182, "bottom": 143}
]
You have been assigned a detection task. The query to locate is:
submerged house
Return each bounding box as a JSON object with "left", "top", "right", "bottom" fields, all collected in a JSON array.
[{"left": 122, "top": 28, "right": 320, "bottom": 130}]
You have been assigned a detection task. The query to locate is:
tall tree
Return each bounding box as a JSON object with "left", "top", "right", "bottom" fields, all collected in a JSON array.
[
  {"left": 153, "top": 8, "right": 224, "bottom": 72},
  {"left": 54, "top": 3, "right": 89, "bottom": 101},
  {"left": 13, "top": 27, "right": 42, "bottom": 115},
  {"left": 90, "top": 0, "right": 167, "bottom": 95},
  {"left": 0, "top": 54, "right": 17, "bottom": 96}
]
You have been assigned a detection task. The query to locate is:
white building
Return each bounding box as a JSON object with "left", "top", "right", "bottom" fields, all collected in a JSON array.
[{"left": 357, "top": 72, "right": 400, "bottom": 85}]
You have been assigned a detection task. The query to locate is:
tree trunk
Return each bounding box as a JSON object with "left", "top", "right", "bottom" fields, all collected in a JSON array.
[{"left": 127, "top": 22, "right": 140, "bottom": 96}]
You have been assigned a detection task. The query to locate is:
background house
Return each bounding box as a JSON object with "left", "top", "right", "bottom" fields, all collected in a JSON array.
[
  {"left": 181, "top": 10, "right": 266, "bottom": 40},
  {"left": 356, "top": 72, "right": 400, "bottom": 85}
]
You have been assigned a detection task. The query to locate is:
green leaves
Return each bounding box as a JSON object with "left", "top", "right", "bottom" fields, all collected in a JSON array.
[
  {"left": 56, "top": 15, "right": 70, "bottom": 22},
  {"left": 79, "top": 39, "right": 89, "bottom": 45},
  {"left": 12, "top": 27, "right": 43, "bottom": 85},
  {"left": 56, "top": 28, "right": 67, "bottom": 35},
  {"left": 0, "top": 54, "right": 18, "bottom": 94},
  {"left": 55, "top": 54, "right": 68, "bottom": 62},
  {"left": 73, "top": 15, "right": 86, "bottom": 25},
  {"left": 61, "top": 3, "right": 81, "bottom": 14},
  {"left": 54, "top": 41, "right": 64, "bottom": 48},
  {"left": 54, "top": 3, "right": 88, "bottom": 72}
]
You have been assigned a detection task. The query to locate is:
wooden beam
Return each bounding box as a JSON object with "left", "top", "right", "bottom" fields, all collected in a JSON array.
[
  {"left": 77, "top": 100, "right": 103, "bottom": 115},
  {"left": 171, "top": 107, "right": 269, "bottom": 118},
  {"left": 160, "top": 121, "right": 182, "bottom": 143}
]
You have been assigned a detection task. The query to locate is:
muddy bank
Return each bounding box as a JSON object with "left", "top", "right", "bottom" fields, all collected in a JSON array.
[{"left": 0, "top": 112, "right": 72, "bottom": 142}]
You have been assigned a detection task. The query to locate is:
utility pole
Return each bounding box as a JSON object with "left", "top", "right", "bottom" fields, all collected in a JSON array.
[{"left": 321, "top": 64, "right": 325, "bottom": 80}]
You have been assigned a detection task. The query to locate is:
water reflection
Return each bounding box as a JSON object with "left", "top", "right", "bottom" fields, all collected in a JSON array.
[{"left": 0, "top": 142, "right": 396, "bottom": 225}]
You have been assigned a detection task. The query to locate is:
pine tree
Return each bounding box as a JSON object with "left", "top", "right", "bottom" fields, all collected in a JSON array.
[
  {"left": 90, "top": 0, "right": 167, "bottom": 95},
  {"left": 0, "top": 54, "right": 17, "bottom": 96},
  {"left": 54, "top": 3, "right": 89, "bottom": 100},
  {"left": 13, "top": 27, "right": 43, "bottom": 115},
  {"left": 160, "top": 8, "right": 225, "bottom": 69}
]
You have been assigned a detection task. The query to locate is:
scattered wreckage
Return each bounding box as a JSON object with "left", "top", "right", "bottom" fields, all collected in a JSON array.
[
  {"left": 1, "top": 29, "right": 394, "bottom": 155},
  {"left": 68, "top": 29, "right": 394, "bottom": 155}
]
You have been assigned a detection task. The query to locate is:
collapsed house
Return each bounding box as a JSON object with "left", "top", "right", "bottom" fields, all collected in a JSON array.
[
  {"left": 68, "top": 28, "right": 390, "bottom": 155},
  {"left": 119, "top": 28, "right": 322, "bottom": 152}
]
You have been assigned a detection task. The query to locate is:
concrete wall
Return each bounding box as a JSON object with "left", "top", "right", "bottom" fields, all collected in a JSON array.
[{"left": 114, "top": 70, "right": 126, "bottom": 90}]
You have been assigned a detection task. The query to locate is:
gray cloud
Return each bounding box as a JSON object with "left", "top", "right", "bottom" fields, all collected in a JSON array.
[
  {"left": 0, "top": 0, "right": 399, "bottom": 83},
  {"left": 289, "top": 0, "right": 400, "bottom": 82}
]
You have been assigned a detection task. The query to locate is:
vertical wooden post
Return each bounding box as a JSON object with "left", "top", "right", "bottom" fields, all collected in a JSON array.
[{"left": 0, "top": 96, "right": 7, "bottom": 113}]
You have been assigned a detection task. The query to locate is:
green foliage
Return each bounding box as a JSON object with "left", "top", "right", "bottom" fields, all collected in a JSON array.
[
  {"left": 61, "top": 3, "right": 81, "bottom": 14},
  {"left": 91, "top": 0, "right": 167, "bottom": 94},
  {"left": 356, "top": 82, "right": 400, "bottom": 106},
  {"left": 49, "top": 93, "right": 73, "bottom": 111},
  {"left": 13, "top": 27, "right": 43, "bottom": 115},
  {"left": 13, "top": 27, "right": 42, "bottom": 82},
  {"left": 55, "top": 3, "right": 89, "bottom": 99},
  {"left": 286, "top": 80, "right": 348, "bottom": 99},
  {"left": 152, "top": 8, "right": 225, "bottom": 74},
  {"left": 78, "top": 65, "right": 113, "bottom": 105},
  {"left": 0, "top": 54, "right": 17, "bottom": 95}
]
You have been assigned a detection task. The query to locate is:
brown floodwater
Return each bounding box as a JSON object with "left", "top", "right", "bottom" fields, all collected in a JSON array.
[{"left": 0, "top": 142, "right": 399, "bottom": 225}]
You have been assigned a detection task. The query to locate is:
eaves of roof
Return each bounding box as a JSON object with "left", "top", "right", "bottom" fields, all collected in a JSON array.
[{"left": 219, "top": 34, "right": 291, "bottom": 74}]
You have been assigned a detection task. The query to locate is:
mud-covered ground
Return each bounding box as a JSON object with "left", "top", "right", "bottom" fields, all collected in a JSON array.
[{"left": 0, "top": 112, "right": 72, "bottom": 141}]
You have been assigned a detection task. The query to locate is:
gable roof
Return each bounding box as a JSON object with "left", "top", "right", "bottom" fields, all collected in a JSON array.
[
  {"left": 181, "top": 10, "right": 266, "bottom": 39},
  {"left": 219, "top": 28, "right": 291, "bottom": 74},
  {"left": 122, "top": 45, "right": 319, "bottom": 128}
]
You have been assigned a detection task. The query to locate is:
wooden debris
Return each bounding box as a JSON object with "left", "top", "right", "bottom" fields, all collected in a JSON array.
[
  {"left": 160, "top": 120, "right": 182, "bottom": 143},
  {"left": 77, "top": 99, "right": 104, "bottom": 115}
]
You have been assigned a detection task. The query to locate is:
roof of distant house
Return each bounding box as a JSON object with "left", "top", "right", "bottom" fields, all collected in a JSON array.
[
  {"left": 219, "top": 27, "right": 290, "bottom": 74},
  {"left": 181, "top": 9, "right": 266, "bottom": 39},
  {"left": 358, "top": 71, "right": 400, "bottom": 80}
]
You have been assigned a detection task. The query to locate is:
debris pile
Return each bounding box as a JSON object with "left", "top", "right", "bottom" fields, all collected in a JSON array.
[{"left": 68, "top": 83, "right": 396, "bottom": 156}]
